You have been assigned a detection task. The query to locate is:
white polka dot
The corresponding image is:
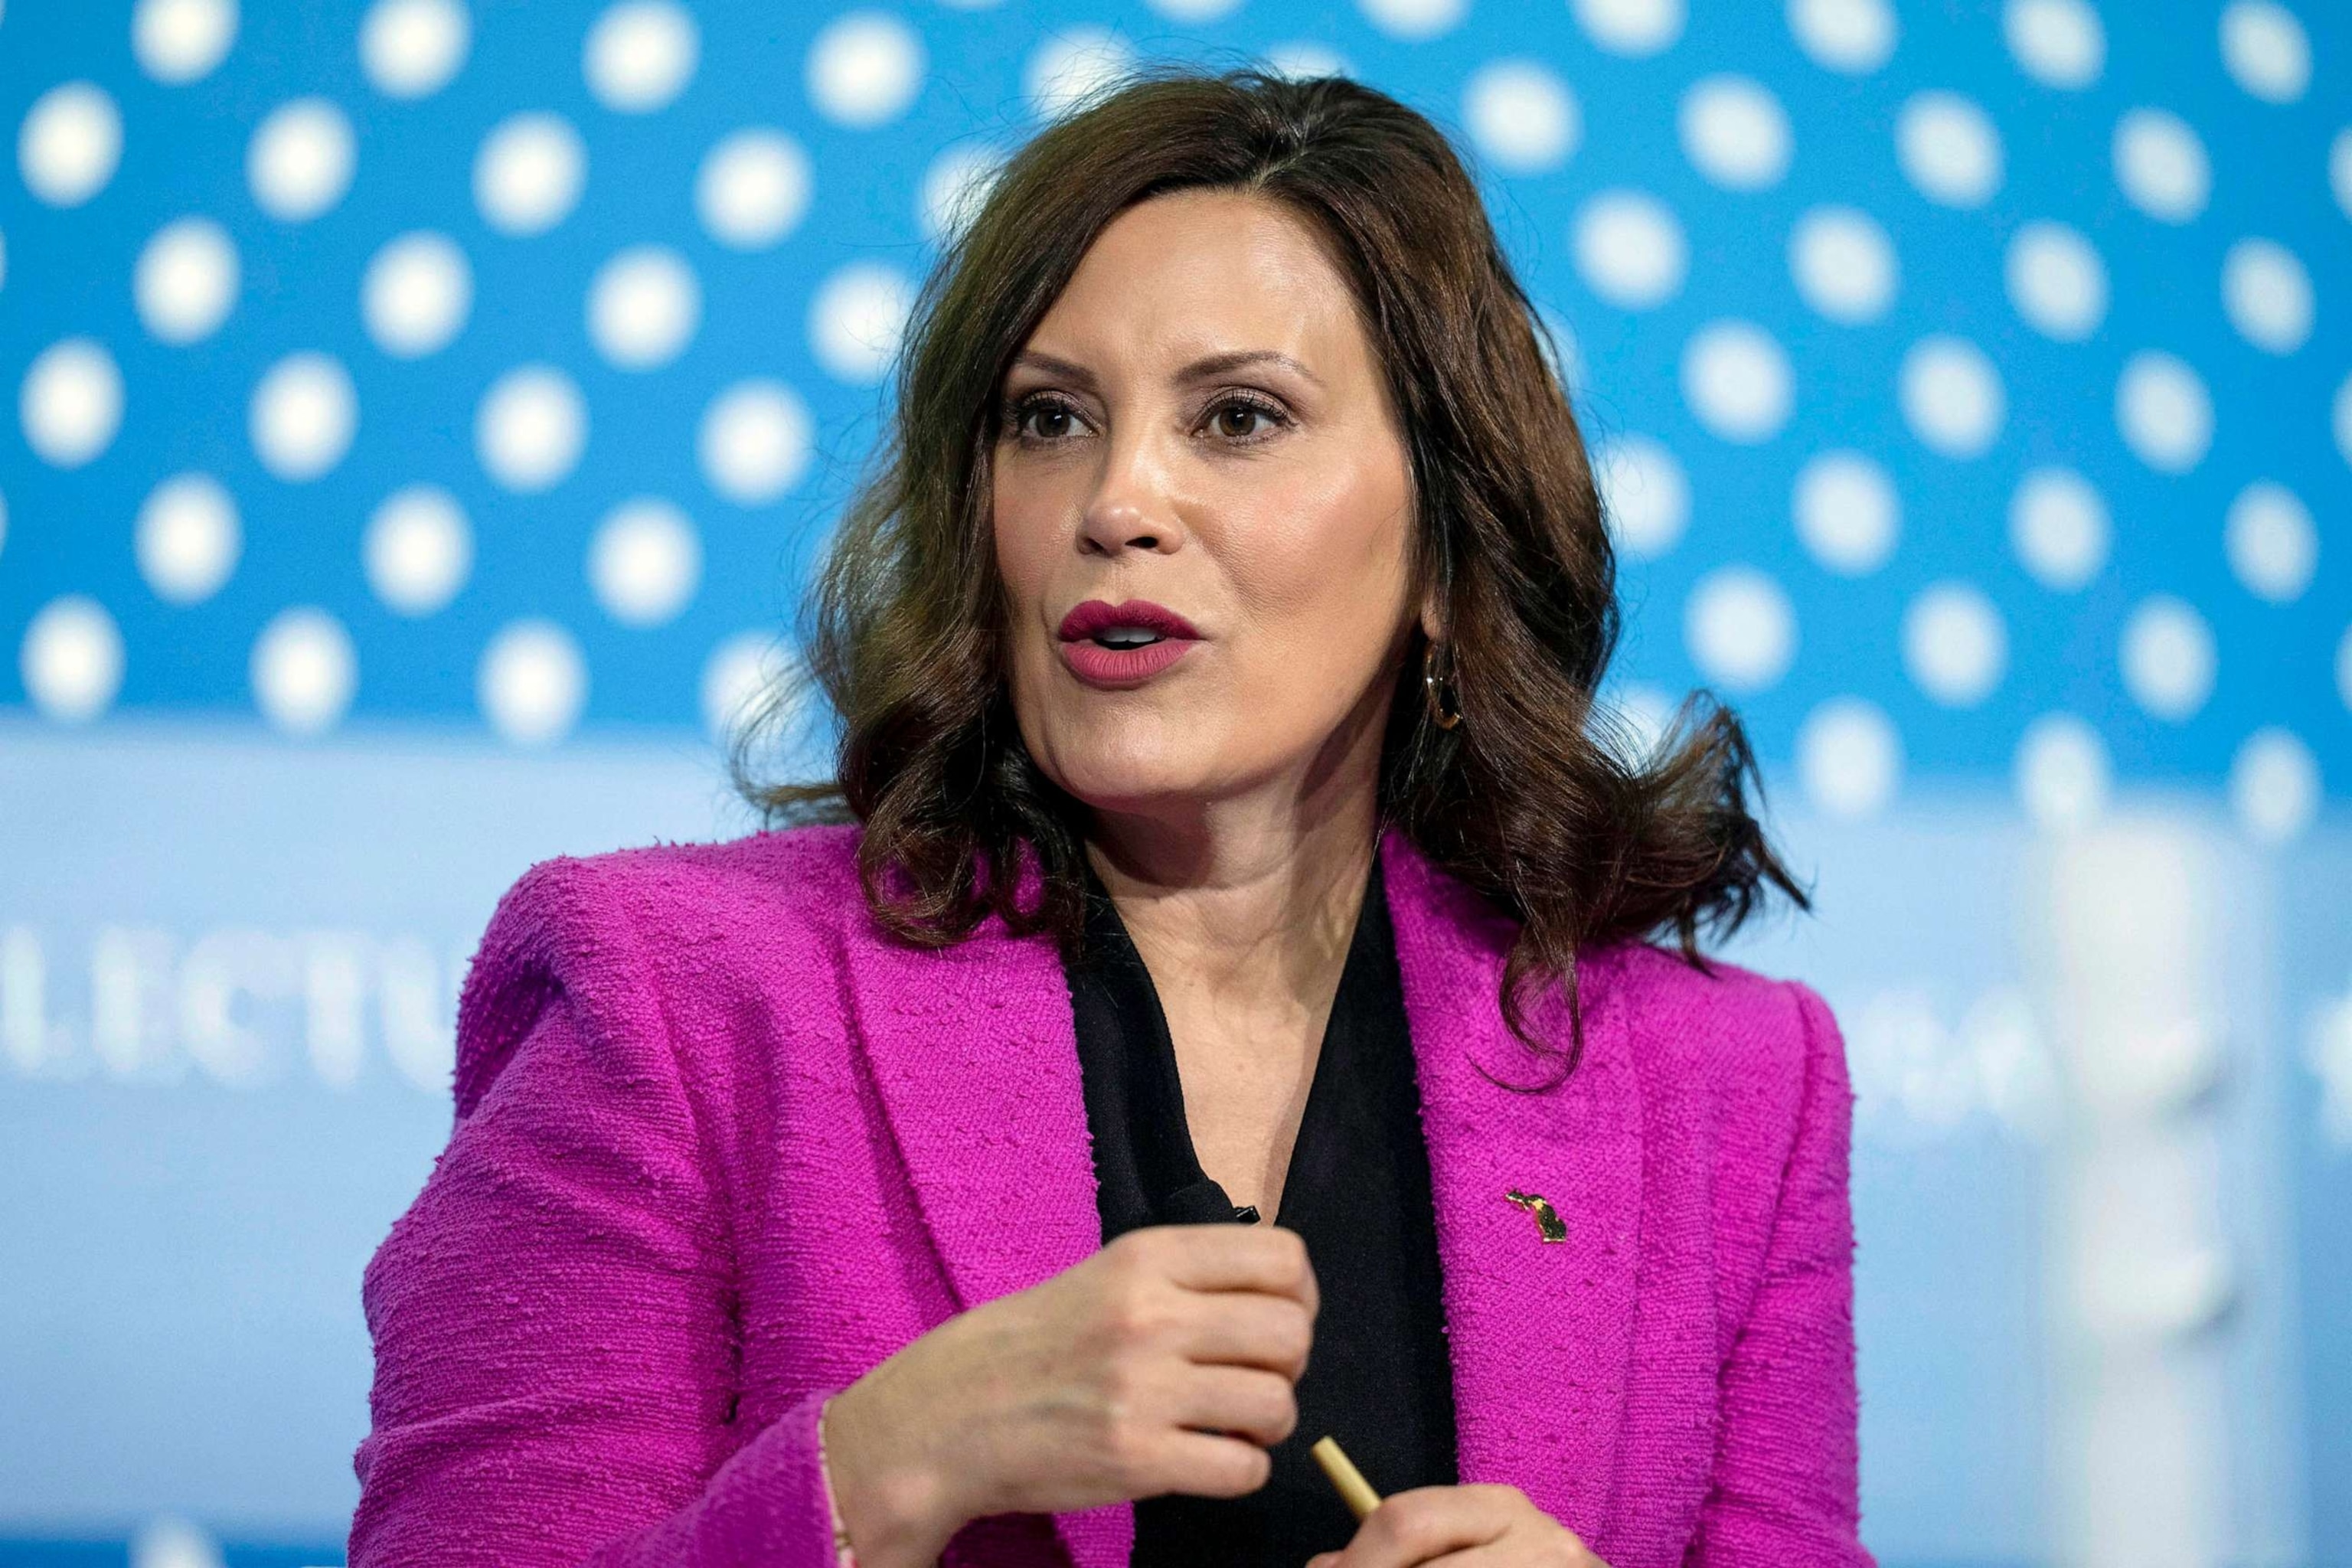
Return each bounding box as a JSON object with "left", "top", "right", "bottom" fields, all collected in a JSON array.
[
  {"left": 20, "top": 337, "right": 123, "bottom": 468},
  {"left": 809, "top": 262, "right": 913, "bottom": 385},
  {"left": 20, "top": 594, "right": 124, "bottom": 724},
  {"left": 364, "top": 484, "right": 471, "bottom": 615},
  {"left": 128, "top": 1517, "right": 223, "bottom": 1568},
  {"left": 1597, "top": 681, "right": 1677, "bottom": 762},
  {"left": 701, "top": 630, "right": 797, "bottom": 745},
  {"left": 2114, "top": 109, "right": 2210, "bottom": 224},
  {"left": 2230, "top": 727, "right": 2318, "bottom": 844},
  {"left": 588, "top": 244, "right": 701, "bottom": 370},
  {"left": 250, "top": 606, "right": 356, "bottom": 737},
  {"left": 1787, "top": 0, "right": 1896, "bottom": 74},
  {"left": 1897, "top": 90, "right": 2003, "bottom": 207},
  {"left": 697, "top": 129, "right": 812, "bottom": 250},
  {"left": 0, "top": 488, "right": 8, "bottom": 563},
  {"left": 247, "top": 97, "right": 355, "bottom": 222},
  {"left": 1899, "top": 335, "right": 2004, "bottom": 459},
  {"left": 2015, "top": 712, "right": 2109, "bottom": 829},
  {"left": 136, "top": 472, "right": 240, "bottom": 603},
  {"left": 18, "top": 82, "right": 122, "bottom": 207},
  {"left": 2004, "top": 0, "right": 2103, "bottom": 88},
  {"left": 2338, "top": 623, "right": 2352, "bottom": 713},
  {"left": 584, "top": 0, "right": 697, "bottom": 113},
  {"left": 2220, "top": 2, "right": 2310, "bottom": 103},
  {"left": 1680, "top": 75, "right": 1791, "bottom": 190},
  {"left": 1682, "top": 322, "right": 1794, "bottom": 444},
  {"left": 479, "top": 619, "right": 586, "bottom": 746},
  {"left": 2224, "top": 480, "right": 2316, "bottom": 602},
  {"left": 0, "top": 227, "right": 8, "bottom": 292},
  {"left": 1260, "top": 41, "right": 1352, "bottom": 81},
  {"left": 1464, "top": 60, "right": 1579, "bottom": 175},
  {"left": 1903, "top": 581, "right": 2007, "bottom": 706},
  {"left": 1024, "top": 27, "right": 1134, "bottom": 119},
  {"left": 1798, "top": 697, "right": 1903, "bottom": 818},
  {"left": 135, "top": 217, "right": 239, "bottom": 345},
  {"left": 475, "top": 364, "right": 586, "bottom": 492},
  {"left": 1592, "top": 434, "right": 1688, "bottom": 560},
  {"left": 1684, "top": 566, "right": 1797, "bottom": 693},
  {"left": 363, "top": 230, "right": 471, "bottom": 358},
  {"left": 250, "top": 351, "right": 357, "bottom": 481},
  {"left": 1573, "top": 190, "right": 1687, "bottom": 311},
  {"left": 2005, "top": 220, "right": 2105, "bottom": 341},
  {"left": 699, "top": 379, "right": 813, "bottom": 505},
  {"left": 807, "top": 11, "right": 926, "bottom": 128},
  {"left": 473, "top": 112, "right": 586, "bottom": 237},
  {"left": 2120, "top": 594, "right": 2216, "bottom": 720},
  {"left": 917, "top": 139, "right": 1004, "bottom": 245},
  {"left": 361, "top": 0, "right": 469, "bottom": 98},
  {"left": 2332, "top": 127, "right": 2352, "bottom": 221},
  {"left": 133, "top": 0, "right": 237, "bottom": 83},
  {"left": 2115, "top": 350, "right": 2212, "bottom": 473},
  {"left": 1788, "top": 204, "right": 1898, "bottom": 323},
  {"left": 589, "top": 497, "right": 701, "bottom": 626},
  {"left": 2220, "top": 237, "right": 2313, "bottom": 354},
  {"left": 1357, "top": 0, "right": 1465, "bottom": 40},
  {"left": 1573, "top": 0, "right": 1684, "bottom": 55},
  {"left": 2338, "top": 371, "right": 2352, "bottom": 470},
  {"left": 2010, "top": 466, "right": 2109, "bottom": 590},
  {"left": 1793, "top": 449, "right": 1900, "bottom": 574}
]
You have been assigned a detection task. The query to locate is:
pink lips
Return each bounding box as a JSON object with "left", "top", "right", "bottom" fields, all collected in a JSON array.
[{"left": 1056, "top": 598, "right": 1202, "bottom": 688}]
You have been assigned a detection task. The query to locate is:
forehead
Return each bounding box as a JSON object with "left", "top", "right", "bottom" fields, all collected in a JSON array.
[{"left": 1023, "top": 188, "right": 1370, "bottom": 371}]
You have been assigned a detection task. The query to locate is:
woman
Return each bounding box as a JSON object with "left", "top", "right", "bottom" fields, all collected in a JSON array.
[{"left": 351, "top": 67, "right": 1870, "bottom": 1568}]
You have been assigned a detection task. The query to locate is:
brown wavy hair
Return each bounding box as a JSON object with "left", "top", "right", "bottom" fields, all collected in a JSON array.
[{"left": 731, "top": 63, "right": 1811, "bottom": 1083}]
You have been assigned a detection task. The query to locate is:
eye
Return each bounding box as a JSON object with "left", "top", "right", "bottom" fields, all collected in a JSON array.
[
  {"left": 1003, "top": 392, "right": 1089, "bottom": 446},
  {"left": 1204, "top": 393, "right": 1290, "bottom": 445}
]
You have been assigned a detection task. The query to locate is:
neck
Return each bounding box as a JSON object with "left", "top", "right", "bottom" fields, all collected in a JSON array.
[{"left": 1080, "top": 737, "right": 1385, "bottom": 1023}]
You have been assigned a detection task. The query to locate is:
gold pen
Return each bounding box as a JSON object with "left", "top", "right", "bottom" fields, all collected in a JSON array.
[{"left": 1309, "top": 1435, "right": 1383, "bottom": 1521}]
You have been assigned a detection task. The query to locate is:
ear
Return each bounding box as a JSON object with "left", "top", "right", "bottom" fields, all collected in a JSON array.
[{"left": 1417, "top": 583, "right": 1446, "bottom": 645}]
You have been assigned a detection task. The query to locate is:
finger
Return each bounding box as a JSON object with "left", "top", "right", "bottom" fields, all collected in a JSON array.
[
  {"left": 1168, "top": 1362, "right": 1298, "bottom": 1447},
  {"left": 1178, "top": 1290, "right": 1315, "bottom": 1380},
  {"left": 1341, "top": 1485, "right": 1517, "bottom": 1567},
  {"left": 1140, "top": 1425, "right": 1276, "bottom": 1501},
  {"left": 1142, "top": 1222, "right": 1318, "bottom": 1308}
]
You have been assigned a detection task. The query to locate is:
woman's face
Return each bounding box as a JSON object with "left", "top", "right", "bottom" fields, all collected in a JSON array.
[{"left": 991, "top": 188, "right": 1424, "bottom": 822}]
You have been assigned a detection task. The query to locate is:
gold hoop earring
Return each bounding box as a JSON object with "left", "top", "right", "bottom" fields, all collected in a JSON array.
[{"left": 1423, "top": 641, "right": 1462, "bottom": 730}]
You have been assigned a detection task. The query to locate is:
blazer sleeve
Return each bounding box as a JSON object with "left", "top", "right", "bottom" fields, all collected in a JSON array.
[
  {"left": 1684, "top": 979, "right": 1876, "bottom": 1568},
  {"left": 348, "top": 859, "right": 844, "bottom": 1568}
]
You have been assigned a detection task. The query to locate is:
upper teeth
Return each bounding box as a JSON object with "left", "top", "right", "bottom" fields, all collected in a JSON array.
[{"left": 1096, "top": 627, "right": 1163, "bottom": 647}]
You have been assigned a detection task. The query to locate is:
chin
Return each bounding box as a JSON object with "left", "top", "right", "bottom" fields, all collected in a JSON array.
[{"left": 1049, "top": 753, "right": 1210, "bottom": 815}]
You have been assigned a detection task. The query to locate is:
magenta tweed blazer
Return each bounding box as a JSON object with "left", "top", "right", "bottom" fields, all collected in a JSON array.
[{"left": 351, "top": 820, "right": 1871, "bottom": 1568}]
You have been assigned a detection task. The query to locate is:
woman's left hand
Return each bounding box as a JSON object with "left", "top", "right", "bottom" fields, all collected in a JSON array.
[{"left": 1302, "top": 1483, "right": 1611, "bottom": 1568}]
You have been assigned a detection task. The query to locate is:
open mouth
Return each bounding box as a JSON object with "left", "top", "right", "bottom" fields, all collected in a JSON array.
[{"left": 1090, "top": 627, "right": 1167, "bottom": 648}]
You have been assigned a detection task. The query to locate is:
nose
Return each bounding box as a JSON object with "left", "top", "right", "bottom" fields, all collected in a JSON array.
[{"left": 1075, "top": 424, "right": 1184, "bottom": 558}]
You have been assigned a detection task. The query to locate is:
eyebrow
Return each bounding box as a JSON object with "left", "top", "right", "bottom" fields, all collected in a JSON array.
[{"left": 1007, "top": 348, "right": 1323, "bottom": 390}]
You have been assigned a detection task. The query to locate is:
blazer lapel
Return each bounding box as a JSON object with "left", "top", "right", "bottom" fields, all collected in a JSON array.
[
  {"left": 837, "top": 842, "right": 1135, "bottom": 1568},
  {"left": 1378, "top": 826, "right": 1644, "bottom": 1547},
  {"left": 842, "top": 828, "right": 1643, "bottom": 1567}
]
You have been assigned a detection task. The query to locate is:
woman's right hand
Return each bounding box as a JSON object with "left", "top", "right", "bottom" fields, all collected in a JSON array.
[{"left": 818, "top": 1221, "right": 1321, "bottom": 1567}]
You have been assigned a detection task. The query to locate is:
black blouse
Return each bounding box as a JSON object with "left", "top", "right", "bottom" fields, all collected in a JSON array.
[{"left": 1061, "top": 851, "right": 1459, "bottom": 1566}]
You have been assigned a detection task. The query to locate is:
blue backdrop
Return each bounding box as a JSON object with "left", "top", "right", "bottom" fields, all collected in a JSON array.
[{"left": 2, "top": 1, "right": 2346, "bottom": 1564}]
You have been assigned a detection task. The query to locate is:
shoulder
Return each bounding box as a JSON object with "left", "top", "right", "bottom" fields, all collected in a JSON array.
[
  {"left": 471, "top": 821, "right": 871, "bottom": 985},
  {"left": 452, "top": 822, "right": 872, "bottom": 1114},
  {"left": 485, "top": 820, "right": 868, "bottom": 940},
  {"left": 1582, "top": 939, "right": 1851, "bottom": 1171}
]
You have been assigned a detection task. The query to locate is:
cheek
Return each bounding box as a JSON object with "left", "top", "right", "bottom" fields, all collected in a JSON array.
[{"left": 1221, "top": 469, "right": 1412, "bottom": 661}]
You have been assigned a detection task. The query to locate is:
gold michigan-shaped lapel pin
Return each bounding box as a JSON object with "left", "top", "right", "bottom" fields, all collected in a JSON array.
[{"left": 1504, "top": 1187, "right": 1567, "bottom": 1243}]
